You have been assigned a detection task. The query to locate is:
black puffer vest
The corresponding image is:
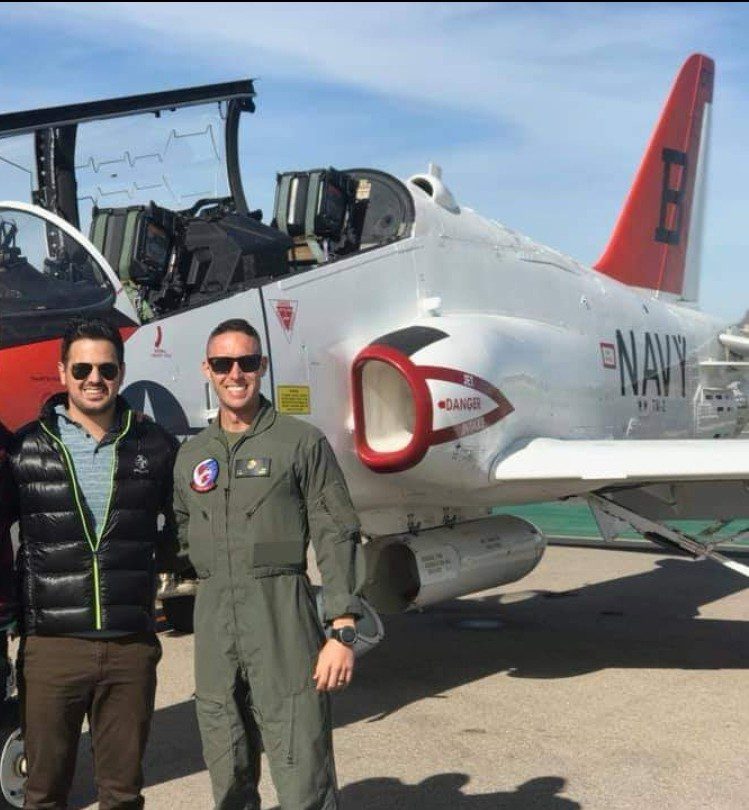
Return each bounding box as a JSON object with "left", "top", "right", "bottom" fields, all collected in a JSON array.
[
  {"left": 0, "top": 422, "right": 15, "bottom": 623},
  {"left": 10, "top": 394, "right": 177, "bottom": 635}
]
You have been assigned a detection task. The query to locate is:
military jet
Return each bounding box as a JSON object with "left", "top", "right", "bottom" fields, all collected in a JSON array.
[
  {"left": 2, "top": 49, "right": 749, "bottom": 808},
  {"left": 0, "top": 52, "right": 747, "bottom": 640}
]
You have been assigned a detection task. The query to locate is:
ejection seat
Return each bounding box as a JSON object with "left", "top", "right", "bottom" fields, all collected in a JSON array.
[
  {"left": 271, "top": 168, "right": 357, "bottom": 264},
  {"left": 271, "top": 167, "right": 415, "bottom": 267},
  {"left": 88, "top": 205, "right": 167, "bottom": 320}
]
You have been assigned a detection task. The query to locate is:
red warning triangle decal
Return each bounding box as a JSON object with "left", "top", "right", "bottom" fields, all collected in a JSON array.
[{"left": 272, "top": 299, "right": 298, "bottom": 339}]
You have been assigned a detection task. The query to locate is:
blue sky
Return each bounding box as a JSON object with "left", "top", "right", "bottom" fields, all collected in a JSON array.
[{"left": 2, "top": 2, "right": 749, "bottom": 321}]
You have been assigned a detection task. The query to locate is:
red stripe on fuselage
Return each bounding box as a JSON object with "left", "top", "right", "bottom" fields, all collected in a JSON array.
[{"left": 0, "top": 326, "right": 138, "bottom": 430}]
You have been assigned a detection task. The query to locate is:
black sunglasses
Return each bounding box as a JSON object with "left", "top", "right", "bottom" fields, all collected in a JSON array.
[
  {"left": 207, "top": 354, "right": 262, "bottom": 374},
  {"left": 70, "top": 362, "right": 120, "bottom": 381}
]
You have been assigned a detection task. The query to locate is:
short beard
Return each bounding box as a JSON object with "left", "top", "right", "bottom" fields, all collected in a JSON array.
[{"left": 69, "top": 393, "right": 117, "bottom": 417}]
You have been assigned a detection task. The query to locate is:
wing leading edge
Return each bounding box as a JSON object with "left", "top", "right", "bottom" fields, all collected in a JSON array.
[
  {"left": 493, "top": 438, "right": 749, "bottom": 520},
  {"left": 493, "top": 438, "right": 749, "bottom": 576}
]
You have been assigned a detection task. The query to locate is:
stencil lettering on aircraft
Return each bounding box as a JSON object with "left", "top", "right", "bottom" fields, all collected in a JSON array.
[
  {"left": 438, "top": 397, "right": 482, "bottom": 412},
  {"left": 655, "top": 147, "right": 688, "bottom": 245},
  {"left": 614, "top": 330, "right": 686, "bottom": 397}
]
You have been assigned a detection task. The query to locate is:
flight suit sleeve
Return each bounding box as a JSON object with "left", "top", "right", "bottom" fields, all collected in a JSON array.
[
  {"left": 300, "top": 435, "right": 364, "bottom": 623},
  {"left": 156, "top": 433, "right": 190, "bottom": 573},
  {"left": 172, "top": 447, "right": 193, "bottom": 567}
]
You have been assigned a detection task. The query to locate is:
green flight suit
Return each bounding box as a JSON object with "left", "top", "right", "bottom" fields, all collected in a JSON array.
[{"left": 173, "top": 396, "right": 363, "bottom": 810}]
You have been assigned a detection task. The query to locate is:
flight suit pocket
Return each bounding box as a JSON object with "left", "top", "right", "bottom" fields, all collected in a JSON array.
[
  {"left": 252, "top": 542, "right": 305, "bottom": 571},
  {"left": 194, "top": 695, "right": 233, "bottom": 768},
  {"left": 280, "top": 688, "right": 333, "bottom": 780},
  {"left": 320, "top": 481, "right": 361, "bottom": 539},
  {"left": 244, "top": 472, "right": 289, "bottom": 518},
  {"left": 186, "top": 507, "right": 215, "bottom": 578},
  {"left": 246, "top": 471, "right": 306, "bottom": 574},
  {"left": 285, "top": 693, "right": 296, "bottom": 765},
  {"left": 300, "top": 576, "right": 326, "bottom": 647}
]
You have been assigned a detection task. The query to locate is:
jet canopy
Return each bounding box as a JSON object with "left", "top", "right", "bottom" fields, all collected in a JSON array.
[
  {"left": 0, "top": 79, "right": 257, "bottom": 232},
  {"left": 0, "top": 80, "right": 414, "bottom": 332}
]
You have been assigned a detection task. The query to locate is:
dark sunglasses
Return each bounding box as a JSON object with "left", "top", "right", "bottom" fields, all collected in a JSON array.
[
  {"left": 70, "top": 362, "right": 120, "bottom": 381},
  {"left": 207, "top": 354, "right": 262, "bottom": 374}
]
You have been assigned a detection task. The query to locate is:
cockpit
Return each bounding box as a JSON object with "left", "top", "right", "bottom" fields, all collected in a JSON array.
[{"left": 0, "top": 80, "right": 414, "bottom": 345}]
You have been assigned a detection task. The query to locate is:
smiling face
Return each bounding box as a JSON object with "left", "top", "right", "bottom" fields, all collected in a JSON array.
[
  {"left": 58, "top": 338, "right": 124, "bottom": 419},
  {"left": 202, "top": 330, "right": 268, "bottom": 422}
]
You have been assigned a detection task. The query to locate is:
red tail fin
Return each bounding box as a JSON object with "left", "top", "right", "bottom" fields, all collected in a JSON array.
[{"left": 594, "top": 54, "right": 714, "bottom": 300}]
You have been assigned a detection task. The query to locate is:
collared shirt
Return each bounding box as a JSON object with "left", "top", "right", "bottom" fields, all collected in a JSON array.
[
  {"left": 54, "top": 404, "right": 118, "bottom": 538},
  {"left": 54, "top": 405, "right": 133, "bottom": 639}
]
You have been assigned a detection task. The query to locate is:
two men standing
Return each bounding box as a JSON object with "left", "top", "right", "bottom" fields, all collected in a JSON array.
[{"left": 6, "top": 315, "right": 363, "bottom": 809}]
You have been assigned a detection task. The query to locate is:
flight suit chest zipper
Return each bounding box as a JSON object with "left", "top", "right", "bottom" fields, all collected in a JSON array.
[
  {"left": 39, "top": 413, "right": 132, "bottom": 630},
  {"left": 224, "top": 441, "right": 244, "bottom": 637},
  {"left": 245, "top": 475, "right": 286, "bottom": 519}
]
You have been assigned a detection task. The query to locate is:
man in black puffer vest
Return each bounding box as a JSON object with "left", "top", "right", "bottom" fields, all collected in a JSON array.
[
  {"left": 0, "top": 420, "right": 16, "bottom": 688},
  {"left": 9, "top": 318, "right": 180, "bottom": 810}
]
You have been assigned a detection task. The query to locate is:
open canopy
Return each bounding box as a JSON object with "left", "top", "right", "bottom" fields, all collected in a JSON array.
[{"left": 0, "top": 80, "right": 256, "bottom": 231}]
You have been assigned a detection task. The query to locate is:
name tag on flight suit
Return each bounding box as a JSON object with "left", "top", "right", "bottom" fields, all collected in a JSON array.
[{"left": 235, "top": 457, "right": 271, "bottom": 478}]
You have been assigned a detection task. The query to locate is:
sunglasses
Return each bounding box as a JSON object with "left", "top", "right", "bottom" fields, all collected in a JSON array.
[
  {"left": 207, "top": 354, "right": 262, "bottom": 374},
  {"left": 70, "top": 362, "right": 120, "bottom": 381}
]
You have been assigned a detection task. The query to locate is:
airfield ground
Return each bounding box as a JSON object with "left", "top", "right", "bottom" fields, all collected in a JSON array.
[{"left": 63, "top": 545, "right": 747, "bottom": 809}]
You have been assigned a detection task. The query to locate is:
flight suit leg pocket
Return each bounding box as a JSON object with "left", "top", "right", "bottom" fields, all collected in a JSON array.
[
  {"left": 195, "top": 694, "right": 235, "bottom": 769},
  {"left": 195, "top": 690, "right": 257, "bottom": 806},
  {"left": 285, "top": 693, "right": 296, "bottom": 766},
  {"left": 269, "top": 688, "right": 337, "bottom": 809}
]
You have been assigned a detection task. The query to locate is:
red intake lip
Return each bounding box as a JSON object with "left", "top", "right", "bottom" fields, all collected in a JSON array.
[
  {"left": 352, "top": 344, "right": 433, "bottom": 473},
  {"left": 352, "top": 344, "right": 514, "bottom": 474}
]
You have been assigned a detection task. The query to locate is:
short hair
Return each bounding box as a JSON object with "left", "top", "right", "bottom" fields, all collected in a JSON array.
[
  {"left": 61, "top": 318, "right": 124, "bottom": 365},
  {"left": 207, "top": 319, "right": 262, "bottom": 352}
]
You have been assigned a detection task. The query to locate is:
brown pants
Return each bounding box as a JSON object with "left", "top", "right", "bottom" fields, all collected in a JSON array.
[{"left": 18, "top": 634, "right": 161, "bottom": 810}]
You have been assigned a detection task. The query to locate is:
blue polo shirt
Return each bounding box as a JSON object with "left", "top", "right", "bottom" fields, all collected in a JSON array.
[
  {"left": 54, "top": 405, "right": 117, "bottom": 537},
  {"left": 54, "top": 405, "right": 130, "bottom": 638}
]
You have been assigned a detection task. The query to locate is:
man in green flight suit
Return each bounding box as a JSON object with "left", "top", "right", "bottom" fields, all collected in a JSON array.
[{"left": 174, "top": 318, "right": 363, "bottom": 810}]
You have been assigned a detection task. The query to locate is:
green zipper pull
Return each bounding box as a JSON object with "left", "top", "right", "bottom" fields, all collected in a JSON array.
[{"left": 39, "top": 411, "right": 132, "bottom": 631}]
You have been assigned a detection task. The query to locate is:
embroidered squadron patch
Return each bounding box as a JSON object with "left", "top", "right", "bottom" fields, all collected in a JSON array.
[{"left": 191, "top": 458, "right": 219, "bottom": 492}]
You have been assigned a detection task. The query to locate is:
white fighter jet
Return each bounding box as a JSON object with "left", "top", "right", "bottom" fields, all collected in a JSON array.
[{"left": 0, "top": 52, "right": 747, "bottom": 648}]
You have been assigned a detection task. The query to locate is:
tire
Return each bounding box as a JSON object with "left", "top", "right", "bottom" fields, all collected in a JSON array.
[
  {"left": 162, "top": 595, "right": 195, "bottom": 634},
  {"left": 0, "top": 699, "right": 24, "bottom": 809}
]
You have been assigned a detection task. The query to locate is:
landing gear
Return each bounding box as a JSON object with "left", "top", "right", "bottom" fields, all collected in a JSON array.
[
  {"left": 162, "top": 595, "right": 195, "bottom": 634},
  {"left": 0, "top": 700, "right": 24, "bottom": 809},
  {"left": 588, "top": 493, "right": 749, "bottom": 577}
]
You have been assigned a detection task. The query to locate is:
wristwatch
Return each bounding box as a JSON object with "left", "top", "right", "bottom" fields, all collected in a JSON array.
[{"left": 330, "top": 625, "right": 357, "bottom": 647}]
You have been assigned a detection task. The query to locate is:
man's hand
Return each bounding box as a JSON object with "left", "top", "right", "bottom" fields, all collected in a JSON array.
[
  {"left": 313, "top": 616, "right": 356, "bottom": 692},
  {"left": 313, "top": 639, "right": 355, "bottom": 692}
]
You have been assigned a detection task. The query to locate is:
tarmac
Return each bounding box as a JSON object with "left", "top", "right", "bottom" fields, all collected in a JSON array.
[{"left": 62, "top": 544, "right": 747, "bottom": 809}]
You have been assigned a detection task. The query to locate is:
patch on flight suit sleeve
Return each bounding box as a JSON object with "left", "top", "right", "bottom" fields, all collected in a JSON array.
[{"left": 235, "top": 457, "right": 271, "bottom": 478}]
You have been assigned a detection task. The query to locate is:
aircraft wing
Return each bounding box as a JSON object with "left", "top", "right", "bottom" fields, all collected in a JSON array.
[
  {"left": 493, "top": 438, "right": 749, "bottom": 520},
  {"left": 493, "top": 438, "right": 749, "bottom": 576}
]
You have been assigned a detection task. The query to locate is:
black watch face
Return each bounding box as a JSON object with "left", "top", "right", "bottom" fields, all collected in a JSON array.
[{"left": 339, "top": 626, "right": 357, "bottom": 644}]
